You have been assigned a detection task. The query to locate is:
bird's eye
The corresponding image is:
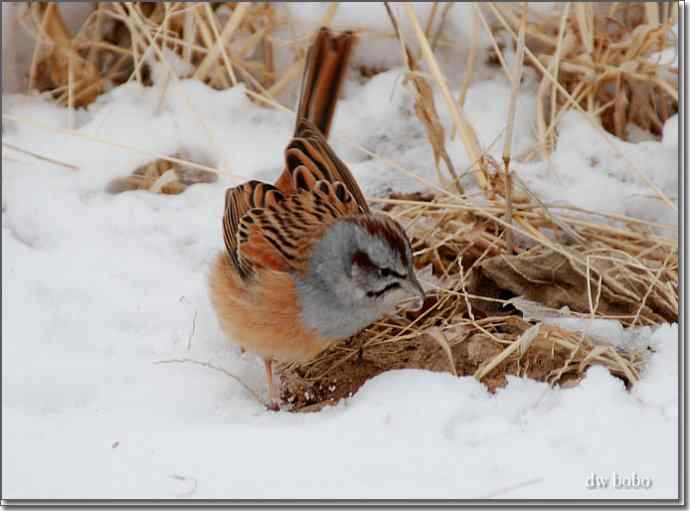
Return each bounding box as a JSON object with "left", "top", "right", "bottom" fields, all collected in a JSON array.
[{"left": 379, "top": 268, "right": 392, "bottom": 278}]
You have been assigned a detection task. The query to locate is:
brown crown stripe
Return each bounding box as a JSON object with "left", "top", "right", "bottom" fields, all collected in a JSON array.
[
  {"left": 352, "top": 215, "right": 409, "bottom": 263},
  {"left": 352, "top": 249, "right": 376, "bottom": 270}
]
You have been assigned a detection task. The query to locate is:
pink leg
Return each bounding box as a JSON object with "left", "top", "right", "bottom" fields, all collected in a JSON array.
[{"left": 264, "top": 359, "right": 280, "bottom": 411}]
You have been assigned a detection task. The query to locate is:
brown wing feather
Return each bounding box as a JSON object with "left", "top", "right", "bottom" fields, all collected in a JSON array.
[
  {"left": 277, "top": 119, "right": 369, "bottom": 213},
  {"left": 299, "top": 120, "right": 369, "bottom": 211},
  {"left": 222, "top": 180, "right": 285, "bottom": 280},
  {"left": 237, "top": 181, "right": 359, "bottom": 274}
]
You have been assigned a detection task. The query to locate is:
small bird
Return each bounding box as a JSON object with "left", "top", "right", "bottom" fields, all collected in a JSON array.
[{"left": 208, "top": 27, "right": 425, "bottom": 410}]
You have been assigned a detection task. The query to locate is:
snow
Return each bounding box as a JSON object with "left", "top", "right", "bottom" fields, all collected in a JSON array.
[
  {"left": 511, "top": 109, "right": 678, "bottom": 229},
  {"left": 2, "top": 14, "right": 679, "bottom": 500},
  {"left": 663, "top": 114, "right": 679, "bottom": 148}
]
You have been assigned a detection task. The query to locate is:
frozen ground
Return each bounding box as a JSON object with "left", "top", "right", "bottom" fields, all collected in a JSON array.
[{"left": 1, "top": 8, "right": 680, "bottom": 500}]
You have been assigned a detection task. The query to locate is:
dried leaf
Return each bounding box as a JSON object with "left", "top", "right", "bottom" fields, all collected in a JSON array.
[{"left": 478, "top": 247, "right": 676, "bottom": 326}]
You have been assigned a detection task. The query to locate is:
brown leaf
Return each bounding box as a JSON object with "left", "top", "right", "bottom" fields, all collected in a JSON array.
[{"left": 476, "top": 247, "right": 676, "bottom": 326}]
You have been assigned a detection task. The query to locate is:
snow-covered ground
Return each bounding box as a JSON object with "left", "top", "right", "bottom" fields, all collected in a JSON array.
[{"left": 2, "top": 5, "right": 680, "bottom": 500}]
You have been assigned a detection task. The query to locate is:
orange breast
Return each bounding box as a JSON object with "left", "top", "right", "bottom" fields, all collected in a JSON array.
[{"left": 208, "top": 252, "right": 332, "bottom": 363}]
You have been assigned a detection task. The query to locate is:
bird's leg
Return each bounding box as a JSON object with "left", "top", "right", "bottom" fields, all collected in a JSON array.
[{"left": 263, "top": 359, "right": 280, "bottom": 411}]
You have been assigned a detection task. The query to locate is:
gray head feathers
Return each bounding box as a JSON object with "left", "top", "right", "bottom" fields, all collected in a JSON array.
[{"left": 294, "top": 214, "right": 424, "bottom": 341}]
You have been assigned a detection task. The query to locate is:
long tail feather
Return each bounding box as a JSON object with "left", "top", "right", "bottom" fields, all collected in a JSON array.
[{"left": 295, "top": 28, "right": 354, "bottom": 139}]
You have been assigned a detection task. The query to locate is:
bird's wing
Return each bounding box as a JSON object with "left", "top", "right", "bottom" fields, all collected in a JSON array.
[
  {"left": 222, "top": 180, "right": 286, "bottom": 279},
  {"left": 237, "top": 179, "right": 360, "bottom": 274},
  {"left": 275, "top": 119, "right": 369, "bottom": 214}
]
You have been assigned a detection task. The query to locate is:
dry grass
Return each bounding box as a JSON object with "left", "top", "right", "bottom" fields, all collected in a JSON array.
[
  {"left": 384, "top": 3, "right": 462, "bottom": 193},
  {"left": 490, "top": 2, "right": 678, "bottom": 144},
  {"left": 18, "top": 2, "right": 678, "bottom": 144},
  {"left": 19, "top": 3, "right": 285, "bottom": 105}
]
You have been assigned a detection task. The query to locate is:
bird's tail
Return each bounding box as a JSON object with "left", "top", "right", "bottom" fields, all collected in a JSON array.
[{"left": 294, "top": 27, "right": 354, "bottom": 139}]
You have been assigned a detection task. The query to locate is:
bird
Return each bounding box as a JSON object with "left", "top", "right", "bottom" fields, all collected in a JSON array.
[{"left": 208, "top": 27, "right": 425, "bottom": 411}]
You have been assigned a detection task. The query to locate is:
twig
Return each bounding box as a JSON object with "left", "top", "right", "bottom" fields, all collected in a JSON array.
[
  {"left": 202, "top": 3, "right": 239, "bottom": 85},
  {"left": 2, "top": 113, "right": 240, "bottom": 179},
  {"left": 27, "top": 5, "right": 47, "bottom": 92},
  {"left": 457, "top": 257, "right": 475, "bottom": 321},
  {"left": 2, "top": 142, "right": 79, "bottom": 171},
  {"left": 384, "top": 3, "right": 462, "bottom": 193},
  {"left": 430, "top": 3, "right": 453, "bottom": 53},
  {"left": 631, "top": 251, "right": 674, "bottom": 327},
  {"left": 403, "top": 4, "right": 486, "bottom": 189},
  {"left": 194, "top": 2, "right": 249, "bottom": 82},
  {"left": 501, "top": 2, "right": 528, "bottom": 254},
  {"left": 186, "top": 309, "right": 198, "bottom": 350},
  {"left": 424, "top": 2, "right": 439, "bottom": 40},
  {"left": 155, "top": 358, "right": 265, "bottom": 405},
  {"left": 455, "top": 5, "right": 479, "bottom": 121},
  {"left": 475, "top": 4, "right": 512, "bottom": 81},
  {"left": 549, "top": 4, "right": 570, "bottom": 147}
]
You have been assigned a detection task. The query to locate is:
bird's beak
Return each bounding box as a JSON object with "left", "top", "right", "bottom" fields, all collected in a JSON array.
[{"left": 404, "top": 271, "right": 426, "bottom": 311}]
